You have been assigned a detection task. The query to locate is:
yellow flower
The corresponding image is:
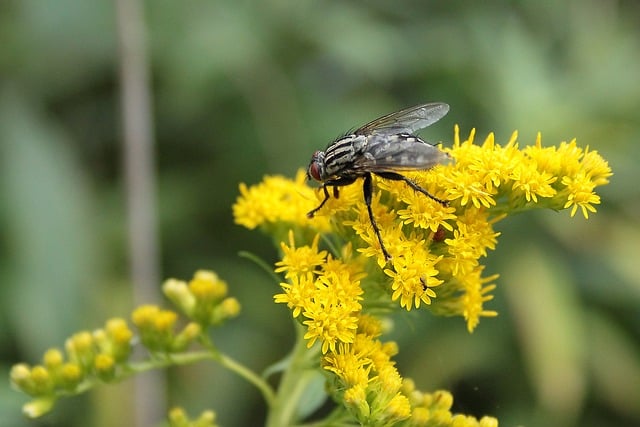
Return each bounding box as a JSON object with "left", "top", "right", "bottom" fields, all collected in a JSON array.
[
  {"left": 343, "top": 384, "right": 370, "bottom": 421},
  {"left": 443, "top": 169, "right": 497, "bottom": 209},
  {"left": 344, "top": 193, "right": 399, "bottom": 266},
  {"left": 302, "top": 271, "right": 362, "bottom": 353},
  {"left": 274, "top": 230, "right": 328, "bottom": 278},
  {"left": 384, "top": 244, "right": 443, "bottom": 310},
  {"left": 274, "top": 272, "right": 316, "bottom": 318},
  {"left": 233, "top": 170, "right": 329, "bottom": 231},
  {"left": 582, "top": 147, "right": 613, "bottom": 186},
  {"left": 189, "top": 270, "right": 228, "bottom": 303},
  {"left": 562, "top": 172, "right": 601, "bottom": 218},
  {"left": 459, "top": 267, "right": 499, "bottom": 332},
  {"left": 396, "top": 188, "right": 457, "bottom": 233},
  {"left": 322, "top": 344, "right": 372, "bottom": 388},
  {"left": 382, "top": 393, "right": 411, "bottom": 422},
  {"left": 510, "top": 163, "right": 557, "bottom": 203}
]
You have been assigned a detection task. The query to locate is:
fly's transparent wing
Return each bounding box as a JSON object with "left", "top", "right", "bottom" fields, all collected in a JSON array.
[
  {"left": 352, "top": 134, "right": 450, "bottom": 172},
  {"left": 355, "top": 103, "right": 449, "bottom": 136}
]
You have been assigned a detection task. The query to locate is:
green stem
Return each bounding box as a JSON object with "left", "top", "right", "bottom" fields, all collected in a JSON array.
[
  {"left": 199, "top": 334, "right": 276, "bottom": 406},
  {"left": 218, "top": 352, "right": 276, "bottom": 407},
  {"left": 61, "top": 349, "right": 276, "bottom": 409},
  {"left": 265, "top": 322, "right": 321, "bottom": 427},
  {"left": 238, "top": 250, "right": 282, "bottom": 284}
]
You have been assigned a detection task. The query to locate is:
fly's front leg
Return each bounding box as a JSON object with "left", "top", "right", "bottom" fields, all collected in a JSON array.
[
  {"left": 363, "top": 173, "right": 392, "bottom": 262},
  {"left": 307, "top": 185, "right": 331, "bottom": 218},
  {"left": 375, "top": 172, "right": 448, "bottom": 206},
  {"left": 307, "top": 176, "right": 356, "bottom": 218}
]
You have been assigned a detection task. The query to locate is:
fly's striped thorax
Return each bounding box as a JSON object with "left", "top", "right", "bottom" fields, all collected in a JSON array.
[{"left": 323, "top": 134, "right": 367, "bottom": 178}]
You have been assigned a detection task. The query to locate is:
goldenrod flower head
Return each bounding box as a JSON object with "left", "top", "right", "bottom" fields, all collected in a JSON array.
[
  {"left": 56, "top": 362, "right": 82, "bottom": 390},
  {"left": 10, "top": 363, "right": 31, "bottom": 389},
  {"left": 357, "top": 314, "right": 383, "bottom": 338},
  {"left": 274, "top": 232, "right": 364, "bottom": 353},
  {"left": 302, "top": 287, "right": 361, "bottom": 353},
  {"left": 154, "top": 310, "right": 178, "bottom": 332},
  {"left": 384, "top": 243, "right": 443, "bottom": 310},
  {"left": 91, "top": 317, "right": 134, "bottom": 363},
  {"left": 169, "top": 407, "right": 219, "bottom": 427},
  {"left": 274, "top": 272, "right": 316, "bottom": 318},
  {"left": 218, "top": 297, "right": 241, "bottom": 319},
  {"left": 561, "top": 172, "right": 601, "bottom": 218},
  {"left": 94, "top": 354, "right": 115, "bottom": 381},
  {"left": 410, "top": 407, "right": 431, "bottom": 424},
  {"left": 28, "top": 366, "right": 53, "bottom": 395},
  {"left": 376, "top": 364, "right": 403, "bottom": 394},
  {"left": 10, "top": 364, "right": 51, "bottom": 397},
  {"left": 22, "top": 397, "right": 56, "bottom": 419},
  {"left": 233, "top": 170, "right": 330, "bottom": 233},
  {"left": 322, "top": 346, "right": 371, "bottom": 389},
  {"left": 163, "top": 278, "right": 196, "bottom": 314},
  {"left": 169, "top": 407, "right": 189, "bottom": 426},
  {"left": 275, "top": 230, "right": 327, "bottom": 278},
  {"left": 380, "top": 392, "right": 411, "bottom": 423},
  {"left": 43, "top": 349, "right": 64, "bottom": 370},
  {"left": 132, "top": 305, "right": 179, "bottom": 351},
  {"left": 343, "top": 384, "right": 370, "bottom": 421},
  {"left": 172, "top": 322, "right": 202, "bottom": 352},
  {"left": 105, "top": 318, "right": 133, "bottom": 345},
  {"left": 65, "top": 332, "right": 95, "bottom": 368},
  {"left": 190, "top": 270, "right": 227, "bottom": 302},
  {"left": 163, "top": 271, "right": 238, "bottom": 329}
]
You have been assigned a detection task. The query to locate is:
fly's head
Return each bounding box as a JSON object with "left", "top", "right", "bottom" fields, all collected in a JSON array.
[{"left": 307, "top": 150, "right": 326, "bottom": 182}]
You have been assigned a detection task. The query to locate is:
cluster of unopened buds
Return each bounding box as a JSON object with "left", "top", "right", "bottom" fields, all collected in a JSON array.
[{"left": 10, "top": 270, "right": 238, "bottom": 422}]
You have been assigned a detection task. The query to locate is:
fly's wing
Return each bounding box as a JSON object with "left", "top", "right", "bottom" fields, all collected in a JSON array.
[
  {"left": 352, "top": 134, "right": 450, "bottom": 172},
  {"left": 355, "top": 103, "right": 449, "bottom": 136}
]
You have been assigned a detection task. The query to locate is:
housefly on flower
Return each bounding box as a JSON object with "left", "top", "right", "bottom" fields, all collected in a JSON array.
[{"left": 306, "top": 102, "right": 450, "bottom": 261}]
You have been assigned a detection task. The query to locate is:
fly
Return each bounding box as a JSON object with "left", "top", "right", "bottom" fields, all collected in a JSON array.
[{"left": 306, "top": 102, "right": 450, "bottom": 262}]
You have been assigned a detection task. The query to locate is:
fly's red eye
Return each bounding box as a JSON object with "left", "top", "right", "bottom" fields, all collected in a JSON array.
[{"left": 308, "top": 161, "right": 322, "bottom": 181}]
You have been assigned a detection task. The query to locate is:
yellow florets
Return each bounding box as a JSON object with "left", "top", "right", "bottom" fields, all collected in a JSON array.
[
  {"left": 232, "top": 124, "right": 610, "bottom": 425},
  {"left": 236, "top": 125, "right": 611, "bottom": 333},
  {"left": 233, "top": 170, "right": 331, "bottom": 233}
]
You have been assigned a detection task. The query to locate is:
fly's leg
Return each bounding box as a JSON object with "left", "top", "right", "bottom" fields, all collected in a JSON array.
[
  {"left": 307, "top": 185, "right": 331, "bottom": 218},
  {"left": 307, "top": 176, "right": 357, "bottom": 218},
  {"left": 363, "top": 173, "right": 392, "bottom": 262},
  {"left": 375, "top": 172, "right": 448, "bottom": 206}
]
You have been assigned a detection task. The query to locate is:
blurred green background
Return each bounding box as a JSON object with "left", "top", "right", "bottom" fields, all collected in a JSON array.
[{"left": 1, "top": 1, "right": 639, "bottom": 426}]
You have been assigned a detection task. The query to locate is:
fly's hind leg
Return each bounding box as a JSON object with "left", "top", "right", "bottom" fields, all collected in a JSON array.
[{"left": 375, "top": 172, "right": 448, "bottom": 206}]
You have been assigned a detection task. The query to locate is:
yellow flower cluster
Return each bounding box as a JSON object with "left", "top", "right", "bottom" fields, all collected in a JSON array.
[
  {"left": 233, "top": 126, "right": 611, "bottom": 424},
  {"left": 234, "top": 127, "right": 610, "bottom": 323},
  {"left": 321, "top": 314, "right": 411, "bottom": 424},
  {"left": 11, "top": 270, "right": 240, "bottom": 418},
  {"left": 274, "top": 231, "right": 365, "bottom": 353},
  {"left": 10, "top": 318, "right": 133, "bottom": 417},
  {"left": 401, "top": 383, "right": 498, "bottom": 427},
  {"left": 163, "top": 269, "right": 241, "bottom": 327},
  {"left": 232, "top": 170, "right": 331, "bottom": 234},
  {"left": 444, "top": 127, "right": 611, "bottom": 218}
]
